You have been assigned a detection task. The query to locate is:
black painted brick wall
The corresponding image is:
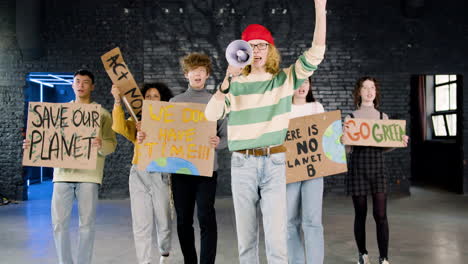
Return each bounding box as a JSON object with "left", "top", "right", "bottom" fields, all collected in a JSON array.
[{"left": 1, "top": 0, "right": 467, "bottom": 199}]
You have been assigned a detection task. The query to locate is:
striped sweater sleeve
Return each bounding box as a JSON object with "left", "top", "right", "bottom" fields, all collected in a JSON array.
[
  {"left": 288, "top": 43, "right": 326, "bottom": 89},
  {"left": 205, "top": 95, "right": 231, "bottom": 121}
]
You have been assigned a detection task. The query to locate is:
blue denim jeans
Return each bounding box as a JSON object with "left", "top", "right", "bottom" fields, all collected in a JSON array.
[
  {"left": 286, "top": 178, "right": 324, "bottom": 264},
  {"left": 51, "top": 182, "right": 99, "bottom": 264},
  {"left": 129, "top": 165, "right": 172, "bottom": 263},
  {"left": 231, "top": 151, "right": 288, "bottom": 264}
]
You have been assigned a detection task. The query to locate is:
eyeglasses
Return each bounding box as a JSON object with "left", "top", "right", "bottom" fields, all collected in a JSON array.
[{"left": 250, "top": 43, "right": 269, "bottom": 50}]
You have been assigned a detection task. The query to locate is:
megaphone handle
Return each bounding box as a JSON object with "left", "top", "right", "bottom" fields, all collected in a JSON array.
[{"left": 219, "top": 75, "right": 231, "bottom": 94}]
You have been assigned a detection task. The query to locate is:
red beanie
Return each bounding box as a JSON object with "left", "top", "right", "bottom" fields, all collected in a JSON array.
[{"left": 241, "top": 24, "right": 275, "bottom": 45}]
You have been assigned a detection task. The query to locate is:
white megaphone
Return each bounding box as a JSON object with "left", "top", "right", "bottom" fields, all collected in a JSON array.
[{"left": 225, "top": 40, "right": 253, "bottom": 67}]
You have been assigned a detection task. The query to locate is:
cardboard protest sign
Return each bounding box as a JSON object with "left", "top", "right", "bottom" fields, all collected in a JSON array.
[
  {"left": 101, "top": 47, "right": 143, "bottom": 120},
  {"left": 285, "top": 110, "right": 347, "bottom": 184},
  {"left": 22, "top": 102, "right": 101, "bottom": 169},
  {"left": 342, "top": 118, "right": 406, "bottom": 147},
  {"left": 138, "top": 100, "right": 217, "bottom": 177}
]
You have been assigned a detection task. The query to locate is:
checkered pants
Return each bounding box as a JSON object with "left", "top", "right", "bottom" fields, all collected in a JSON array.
[{"left": 346, "top": 146, "right": 387, "bottom": 196}]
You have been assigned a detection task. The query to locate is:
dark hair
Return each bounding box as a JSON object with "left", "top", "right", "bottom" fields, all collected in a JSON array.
[
  {"left": 305, "top": 76, "right": 316, "bottom": 103},
  {"left": 141, "top": 82, "right": 174, "bottom": 102},
  {"left": 352, "top": 76, "right": 381, "bottom": 108},
  {"left": 293, "top": 76, "right": 316, "bottom": 104},
  {"left": 74, "top": 69, "right": 95, "bottom": 84}
]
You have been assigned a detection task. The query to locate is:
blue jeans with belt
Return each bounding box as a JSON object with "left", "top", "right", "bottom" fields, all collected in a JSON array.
[{"left": 231, "top": 151, "right": 288, "bottom": 264}]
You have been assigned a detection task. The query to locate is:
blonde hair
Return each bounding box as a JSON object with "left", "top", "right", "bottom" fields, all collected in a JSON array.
[
  {"left": 242, "top": 44, "right": 281, "bottom": 76},
  {"left": 180, "top": 53, "right": 212, "bottom": 75}
]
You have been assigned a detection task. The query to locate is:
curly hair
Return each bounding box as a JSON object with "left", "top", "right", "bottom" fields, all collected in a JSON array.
[
  {"left": 180, "top": 53, "right": 212, "bottom": 75},
  {"left": 242, "top": 44, "right": 281, "bottom": 76},
  {"left": 141, "top": 82, "right": 174, "bottom": 102},
  {"left": 352, "top": 76, "right": 381, "bottom": 108}
]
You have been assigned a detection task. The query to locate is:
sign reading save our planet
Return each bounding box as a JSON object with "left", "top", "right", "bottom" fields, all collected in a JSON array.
[
  {"left": 284, "top": 110, "right": 348, "bottom": 184},
  {"left": 137, "top": 100, "right": 217, "bottom": 177},
  {"left": 342, "top": 118, "right": 406, "bottom": 148},
  {"left": 22, "top": 102, "right": 101, "bottom": 169}
]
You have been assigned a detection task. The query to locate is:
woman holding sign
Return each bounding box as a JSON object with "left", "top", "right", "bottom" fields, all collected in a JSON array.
[
  {"left": 286, "top": 76, "right": 326, "bottom": 264},
  {"left": 111, "top": 82, "right": 174, "bottom": 264},
  {"left": 344, "top": 77, "right": 409, "bottom": 264}
]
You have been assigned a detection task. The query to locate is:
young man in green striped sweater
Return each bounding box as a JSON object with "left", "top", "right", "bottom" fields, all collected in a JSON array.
[{"left": 205, "top": 0, "right": 327, "bottom": 263}]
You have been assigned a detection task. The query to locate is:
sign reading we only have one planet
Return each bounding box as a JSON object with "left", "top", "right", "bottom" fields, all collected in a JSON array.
[
  {"left": 22, "top": 102, "right": 101, "bottom": 170},
  {"left": 137, "top": 101, "right": 217, "bottom": 177},
  {"left": 284, "top": 110, "right": 348, "bottom": 184},
  {"left": 342, "top": 118, "right": 406, "bottom": 147}
]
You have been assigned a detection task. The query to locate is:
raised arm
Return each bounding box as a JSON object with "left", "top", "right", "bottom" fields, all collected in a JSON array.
[
  {"left": 111, "top": 84, "right": 137, "bottom": 142},
  {"left": 313, "top": 0, "right": 327, "bottom": 46},
  {"left": 288, "top": 0, "right": 327, "bottom": 84}
]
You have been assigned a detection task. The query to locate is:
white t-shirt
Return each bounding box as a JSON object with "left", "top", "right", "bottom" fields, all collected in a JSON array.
[{"left": 290, "top": 102, "right": 325, "bottom": 119}]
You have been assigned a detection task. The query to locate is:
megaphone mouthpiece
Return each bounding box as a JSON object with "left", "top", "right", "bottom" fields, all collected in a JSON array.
[
  {"left": 236, "top": 50, "right": 249, "bottom": 62},
  {"left": 226, "top": 40, "right": 253, "bottom": 67}
]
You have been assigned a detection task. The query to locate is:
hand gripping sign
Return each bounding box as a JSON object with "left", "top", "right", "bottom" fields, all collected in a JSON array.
[
  {"left": 137, "top": 100, "right": 217, "bottom": 177},
  {"left": 22, "top": 102, "right": 101, "bottom": 169},
  {"left": 101, "top": 47, "right": 143, "bottom": 121},
  {"left": 342, "top": 118, "right": 406, "bottom": 148}
]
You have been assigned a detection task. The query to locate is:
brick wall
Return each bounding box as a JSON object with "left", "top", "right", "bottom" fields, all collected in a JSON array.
[{"left": 1, "top": 0, "right": 467, "bottom": 199}]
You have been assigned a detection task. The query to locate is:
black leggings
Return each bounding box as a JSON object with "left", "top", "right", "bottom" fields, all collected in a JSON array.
[{"left": 352, "top": 193, "right": 389, "bottom": 259}]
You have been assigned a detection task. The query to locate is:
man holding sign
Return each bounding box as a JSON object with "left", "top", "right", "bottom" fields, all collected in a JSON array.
[
  {"left": 170, "top": 53, "right": 227, "bottom": 264},
  {"left": 23, "top": 69, "right": 116, "bottom": 264}
]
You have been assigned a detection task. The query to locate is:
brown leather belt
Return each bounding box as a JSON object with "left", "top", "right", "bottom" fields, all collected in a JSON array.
[{"left": 235, "top": 145, "right": 287, "bottom": 156}]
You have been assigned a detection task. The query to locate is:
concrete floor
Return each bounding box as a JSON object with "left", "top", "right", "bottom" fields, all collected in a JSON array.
[{"left": 1, "top": 182, "right": 467, "bottom": 264}]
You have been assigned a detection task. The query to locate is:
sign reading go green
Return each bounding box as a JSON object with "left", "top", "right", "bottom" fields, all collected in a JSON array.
[{"left": 342, "top": 118, "right": 406, "bottom": 148}]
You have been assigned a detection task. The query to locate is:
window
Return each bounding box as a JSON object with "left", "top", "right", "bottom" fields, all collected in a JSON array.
[{"left": 431, "top": 74, "right": 458, "bottom": 137}]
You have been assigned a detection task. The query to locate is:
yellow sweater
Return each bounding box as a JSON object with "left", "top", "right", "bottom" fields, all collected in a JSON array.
[
  {"left": 53, "top": 102, "right": 117, "bottom": 184},
  {"left": 111, "top": 104, "right": 140, "bottom": 164}
]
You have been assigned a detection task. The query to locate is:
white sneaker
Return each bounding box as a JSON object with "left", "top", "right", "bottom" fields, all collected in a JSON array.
[
  {"left": 160, "top": 255, "right": 169, "bottom": 264},
  {"left": 379, "top": 257, "right": 389, "bottom": 264},
  {"left": 358, "top": 253, "right": 371, "bottom": 264}
]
